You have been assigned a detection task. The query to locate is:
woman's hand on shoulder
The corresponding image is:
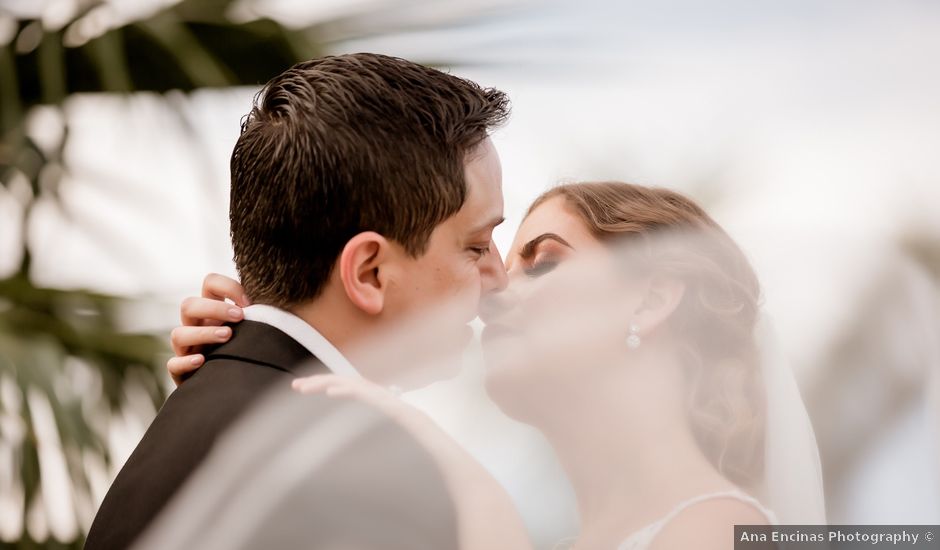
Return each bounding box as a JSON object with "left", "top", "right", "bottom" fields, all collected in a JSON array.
[
  {"left": 166, "top": 273, "right": 250, "bottom": 386},
  {"left": 291, "top": 375, "right": 433, "bottom": 435}
]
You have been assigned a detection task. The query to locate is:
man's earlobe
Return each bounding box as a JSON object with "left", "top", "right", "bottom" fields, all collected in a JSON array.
[{"left": 339, "top": 232, "right": 389, "bottom": 316}]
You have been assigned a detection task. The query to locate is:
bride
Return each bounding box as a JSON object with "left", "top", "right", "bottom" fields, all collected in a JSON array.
[{"left": 165, "top": 181, "right": 824, "bottom": 549}]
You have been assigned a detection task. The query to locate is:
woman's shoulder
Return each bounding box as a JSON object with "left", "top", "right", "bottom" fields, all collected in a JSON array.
[{"left": 620, "top": 491, "right": 775, "bottom": 550}]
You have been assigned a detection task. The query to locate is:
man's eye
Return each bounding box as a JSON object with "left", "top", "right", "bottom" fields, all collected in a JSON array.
[
  {"left": 523, "top": 261, "right": 558, "bottom": 278},
  {"left": 470, "top": 246, "right": 490, "bottom": 258}
]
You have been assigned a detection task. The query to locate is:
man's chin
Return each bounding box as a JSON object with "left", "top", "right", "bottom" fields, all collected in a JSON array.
[
  {"left": 424, "top": 323, "right": 474, "bottom": 362},
  {"left": 398, "top": 358, "right": 463, "bottom": 391}
]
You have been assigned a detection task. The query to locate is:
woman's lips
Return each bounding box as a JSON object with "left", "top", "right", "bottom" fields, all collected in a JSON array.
[{"left": 480, "top": 323, "right": 524, "bottom": 371}]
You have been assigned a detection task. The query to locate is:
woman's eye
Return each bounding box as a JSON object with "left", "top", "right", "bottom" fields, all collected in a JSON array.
[{"left": 523, "top": 261, "right": 558, "bottom": 278}]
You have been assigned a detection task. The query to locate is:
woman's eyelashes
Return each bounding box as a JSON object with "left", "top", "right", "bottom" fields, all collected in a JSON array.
[{"left": 523, "top": 259, "right": 559, "bottom": 278}]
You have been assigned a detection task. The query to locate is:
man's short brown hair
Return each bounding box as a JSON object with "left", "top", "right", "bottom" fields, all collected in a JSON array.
[{"left": 229, "top": 53, "right": 510, "bottom": 308}]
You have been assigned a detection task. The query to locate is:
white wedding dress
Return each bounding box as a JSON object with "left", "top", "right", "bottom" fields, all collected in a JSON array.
[
  {"left": 616, "top": 490, "right": 777, "bottom": 550},
  {"left": 555, "top": 316, "right": 825, "bottom": 550},
  {"left": 552, "top": 490, "right": 777, "bottom": 550}
]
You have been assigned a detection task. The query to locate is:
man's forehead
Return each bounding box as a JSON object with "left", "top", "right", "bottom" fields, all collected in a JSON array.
[
  {"left": 466, "top": 215, "right": 506, "bottom": 236},
  {"left": 461, "top": 139, "right": 504, "bottom": 228},
  {"left": 464, "top": 138, "right": 501, "bottom": 180}
]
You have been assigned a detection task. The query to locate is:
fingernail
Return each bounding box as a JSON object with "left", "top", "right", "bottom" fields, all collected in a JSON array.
[
  {"left": 228, "top": 308, "right": 243, "bottom": 320},
  {"left": 215, "top": 328, "right": 230, "bottom": 338},
  {"left": 191, "top": 356, "right": 202, "bottom": 365}
]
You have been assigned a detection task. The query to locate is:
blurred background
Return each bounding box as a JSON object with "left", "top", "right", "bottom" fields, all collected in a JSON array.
[{"left": 1, "top": 0, "right": 939, "bottom": 547}]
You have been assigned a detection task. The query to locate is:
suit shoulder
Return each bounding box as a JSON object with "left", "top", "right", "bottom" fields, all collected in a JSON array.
[{"left": 84, "top": 358, "right": 292, "bottom": 549}]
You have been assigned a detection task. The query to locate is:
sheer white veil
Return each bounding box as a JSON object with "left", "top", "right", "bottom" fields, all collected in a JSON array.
[
  {"left": 131, "top": 225, "right": 830, "bottom": 549},
  {"left": 753, "top": 314, "right": 827, "bottom": 524}
]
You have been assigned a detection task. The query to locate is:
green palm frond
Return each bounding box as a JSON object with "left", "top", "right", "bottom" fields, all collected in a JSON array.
[{"left": 0, "top": 1, "right": 512, "bottom": 545}]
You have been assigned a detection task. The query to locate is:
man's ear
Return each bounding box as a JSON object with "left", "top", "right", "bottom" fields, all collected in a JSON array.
[
  {"left": 632, "top": 275, "right": 686, "bottom": 335},
  {"left": 338, "top": 232, "right": 391, "bottom": 316}
]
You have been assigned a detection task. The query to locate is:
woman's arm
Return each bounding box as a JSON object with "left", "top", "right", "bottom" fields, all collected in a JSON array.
[{"left": 293, "top": 375, "right": 534, "bottom": 550}]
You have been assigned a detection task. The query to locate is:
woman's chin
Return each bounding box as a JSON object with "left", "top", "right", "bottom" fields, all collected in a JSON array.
[
  {"left": 481, "top": 349, "right": 529, "bottom": 386},
  {"left": 481, "top": 361, "right": 542, "bottom": 421}
]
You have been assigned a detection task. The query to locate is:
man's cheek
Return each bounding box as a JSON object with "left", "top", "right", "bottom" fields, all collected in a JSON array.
[{"left": 454, "top": 267, "right": 480, "bottom": 296}]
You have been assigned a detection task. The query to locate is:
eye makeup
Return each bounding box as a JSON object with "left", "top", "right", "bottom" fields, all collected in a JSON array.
[
  {"left": 523, "top": 259, "right": 559, "bottom": 278},
  {"left": 517, "top": 233, "right": 574, "bottom": 278},
  {"left": 519, "top": 233, "right": 573, "bottom": 261}
]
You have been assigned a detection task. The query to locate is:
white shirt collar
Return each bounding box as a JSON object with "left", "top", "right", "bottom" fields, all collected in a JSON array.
[{"left": 241, "top": 304, "right": 359, "bottom": 378}]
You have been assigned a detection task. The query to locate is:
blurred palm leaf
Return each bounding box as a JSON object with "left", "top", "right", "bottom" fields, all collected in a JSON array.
[{"left": 0, "top": 0, "right": 516, "bottom": 545}]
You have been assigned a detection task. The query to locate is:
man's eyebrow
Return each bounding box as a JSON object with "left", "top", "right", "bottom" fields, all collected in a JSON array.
[
  {"left": 469, "top": 216, "right": 505, "bottom": 234},
  {"left": 519, "top": 233, "right": 573, "bottom": 260}
]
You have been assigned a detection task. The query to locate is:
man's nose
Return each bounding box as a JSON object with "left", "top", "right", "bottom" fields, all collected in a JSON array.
[{"left": 479, "top": 240, "right": 508, "bottom": 294}]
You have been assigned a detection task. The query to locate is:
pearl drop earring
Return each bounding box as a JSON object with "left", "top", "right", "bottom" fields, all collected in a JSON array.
[{"left": 626, "top": 324, "right": 642, "bottom": 350}]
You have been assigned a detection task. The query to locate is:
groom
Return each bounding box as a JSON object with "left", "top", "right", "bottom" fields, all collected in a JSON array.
[{"left": 84, "top": 53, "right": 509, "bottom": 549}]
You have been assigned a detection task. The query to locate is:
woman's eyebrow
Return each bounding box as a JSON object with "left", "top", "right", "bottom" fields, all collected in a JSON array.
[{"left": 519, "top": 233, "right": 573, "bottom": 260}]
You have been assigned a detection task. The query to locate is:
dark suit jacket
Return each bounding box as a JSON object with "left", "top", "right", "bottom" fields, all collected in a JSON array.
[{"left": 84, "top": 320, "right": 458, "bottom": 550}]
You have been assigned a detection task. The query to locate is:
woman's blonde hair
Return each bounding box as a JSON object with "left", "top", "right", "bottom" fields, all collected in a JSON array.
[{"left": 527, "top": 182, "right": 765, "bottom": 487}]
